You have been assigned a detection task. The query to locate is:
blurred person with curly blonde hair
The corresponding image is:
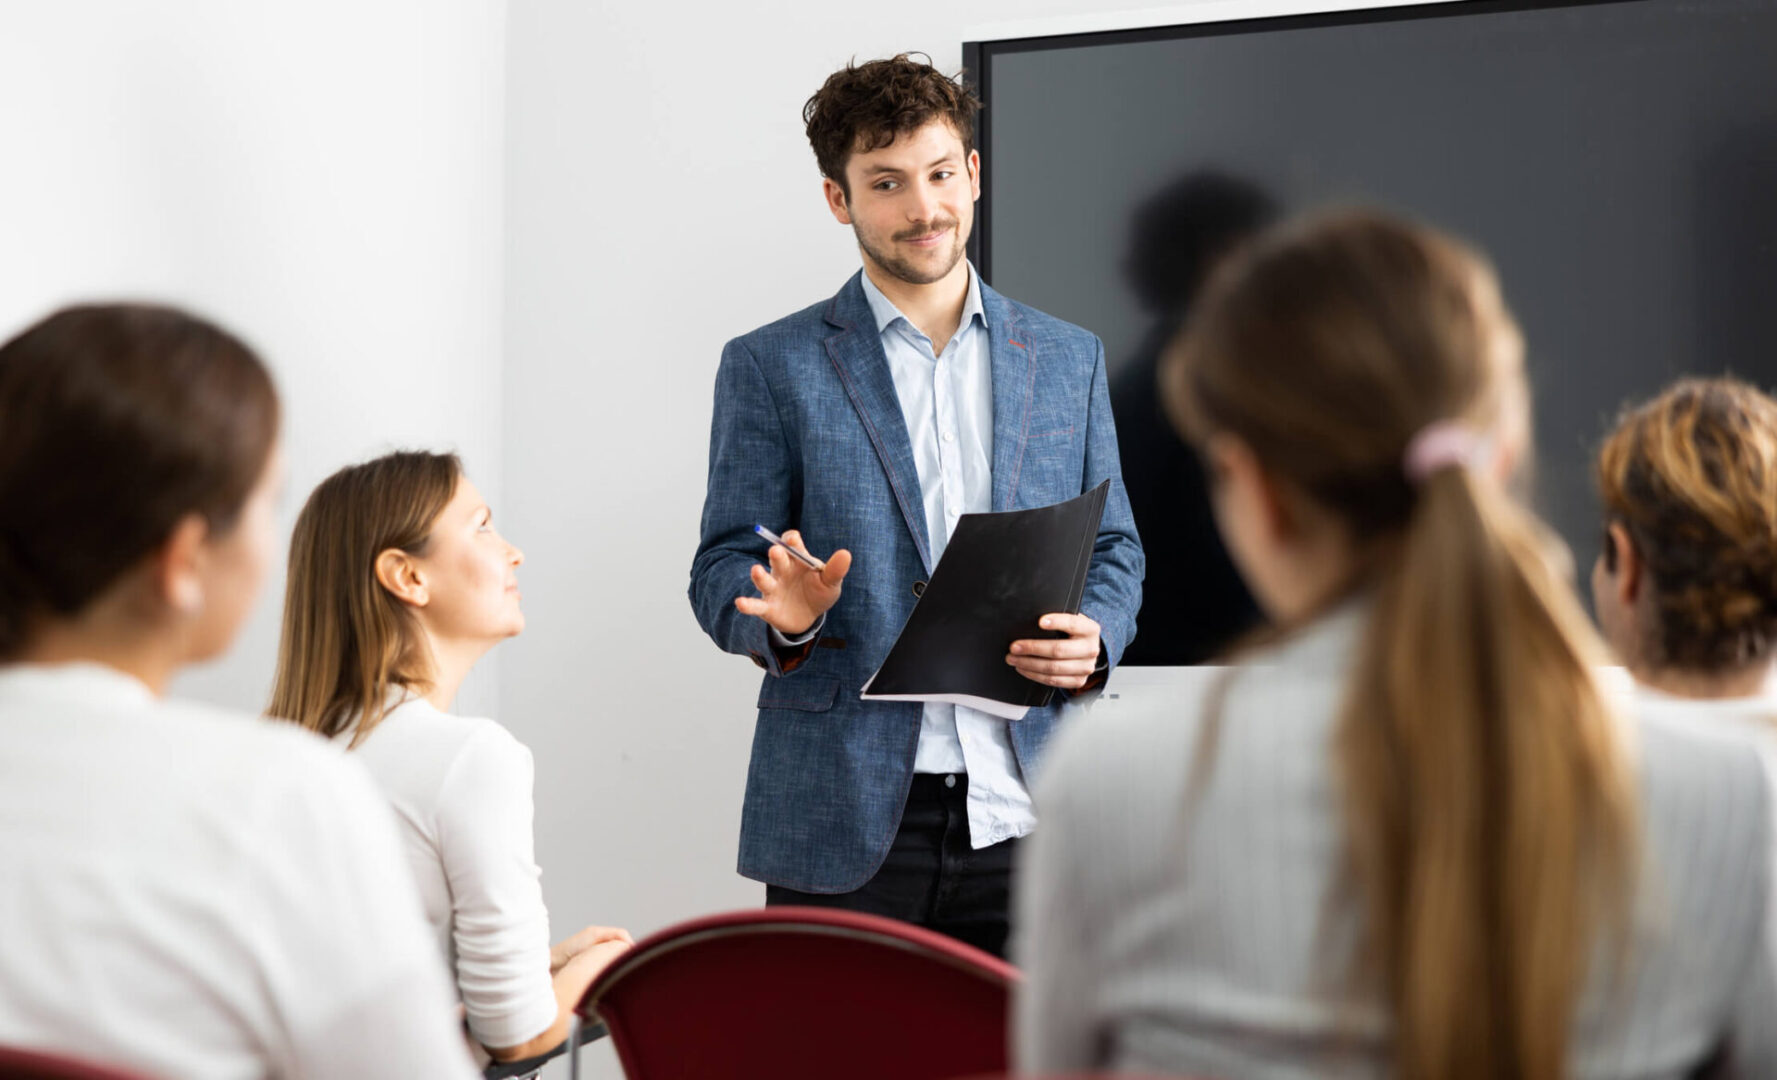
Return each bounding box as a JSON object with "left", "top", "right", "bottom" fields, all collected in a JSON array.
[{"left": 1595, "top": 377, "right": 1777, "bottom": 712}]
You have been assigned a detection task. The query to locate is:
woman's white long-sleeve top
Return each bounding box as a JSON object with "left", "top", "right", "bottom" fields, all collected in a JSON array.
[{"left": 344, "top": 695, "right": 557, "bottom": 1051}]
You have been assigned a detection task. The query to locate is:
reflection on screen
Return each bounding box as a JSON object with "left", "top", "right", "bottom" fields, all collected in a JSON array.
[{"left": 973, "top": 0, "right": 1777, "bottom": 664}]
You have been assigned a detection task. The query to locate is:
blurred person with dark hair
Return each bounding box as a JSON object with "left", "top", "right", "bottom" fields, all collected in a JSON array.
[
  {"left": 1595, "top": 376, "right": 1777, "bottom": 716},
  {"left": 689, "top": 54, "right": 1143, "bottom": 956},
  {"left": 0, "top": 304, "right": 478, "bottom": 1078},
  {"left": 1111, "top": 171, "right": 1278, "bottom": 664}
]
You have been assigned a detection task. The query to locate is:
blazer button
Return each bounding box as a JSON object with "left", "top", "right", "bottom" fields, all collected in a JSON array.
[{"left": 911, "top": 581, "right": 927, "bottom": 598}]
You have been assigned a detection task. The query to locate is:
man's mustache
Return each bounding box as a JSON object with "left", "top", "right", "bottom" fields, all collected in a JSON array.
[{"left": 894, "top": 219, "right": 960, "bottom": 242}]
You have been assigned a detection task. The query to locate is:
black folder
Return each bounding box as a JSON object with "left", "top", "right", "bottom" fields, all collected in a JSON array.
[{"left": 860, "top": 480, "right": 1111, "bottom": 719}]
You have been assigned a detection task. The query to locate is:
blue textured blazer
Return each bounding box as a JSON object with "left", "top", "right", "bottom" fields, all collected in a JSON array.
[{"left": 689, "top": 272, "right": 1145, "bottom": 893}]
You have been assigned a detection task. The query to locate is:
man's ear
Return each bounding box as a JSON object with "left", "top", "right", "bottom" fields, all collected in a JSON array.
[
  {"left": 374, "top": 549, "right": 428, "bottom": 609},
  {"left": 154, "top": 513, "right": 210, "bottom": 615},
  {"left": 967, "top": 148, "right": 982, "bottom": 202},
  {"left": 822, "top": 177, "right": 853, "bottom": 226},
  {"left": 1607, "top": 520, "right": 1642, "bottom": 607}
]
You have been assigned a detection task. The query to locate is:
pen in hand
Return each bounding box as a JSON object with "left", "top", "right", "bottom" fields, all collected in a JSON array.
[
  {"left": 754, "top": 525, "right": 826, "bottom": 571},
  {"left": 735, "top": 526, "right": 852, "bottom": 634}
]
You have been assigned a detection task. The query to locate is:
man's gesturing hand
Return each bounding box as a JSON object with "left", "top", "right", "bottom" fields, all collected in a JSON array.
[
  {"left": 1007, "top": 612, "right": 1103, "bottom": 689},
  {"left": 733, "top": 529, "right": 852, "bottom": 636}
]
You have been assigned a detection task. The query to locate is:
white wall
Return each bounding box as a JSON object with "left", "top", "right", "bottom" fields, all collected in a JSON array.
[{"left": 0, "top": 0, "right": 507, "bottom": 715}]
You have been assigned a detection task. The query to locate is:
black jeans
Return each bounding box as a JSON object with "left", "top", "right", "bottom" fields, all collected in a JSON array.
[{"left": 765, "top": 773, "right": 1020, "bottom": 959}]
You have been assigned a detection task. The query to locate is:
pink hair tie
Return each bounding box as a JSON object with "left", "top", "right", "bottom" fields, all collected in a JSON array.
[{"left": 1404, "top": 420, "right": 1493, "bottom": 485}]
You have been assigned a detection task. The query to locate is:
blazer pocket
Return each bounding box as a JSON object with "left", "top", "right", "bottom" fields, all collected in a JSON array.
[
  {"left": 1018, "top": 427, "right": 1084, "bottom": 494},
  {"left": 757, "top": 675, "right": 841, "bottom": 713}
]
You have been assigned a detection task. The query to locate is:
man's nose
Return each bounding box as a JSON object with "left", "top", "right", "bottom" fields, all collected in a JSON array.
[{"left": 906, "top": 180, "right": 941, "bottom": 225}]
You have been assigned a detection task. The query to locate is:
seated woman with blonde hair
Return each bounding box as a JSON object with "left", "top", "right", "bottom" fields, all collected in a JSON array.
[
  {"left": 269, "top": 451, "right": 630, "bottom": 1064},
  {"left": 1594, "top": 376, "right": 1777, "bottom": 715},
  {"left": 1015, "top": 211, "right": 1777, "bottom": 1079}
]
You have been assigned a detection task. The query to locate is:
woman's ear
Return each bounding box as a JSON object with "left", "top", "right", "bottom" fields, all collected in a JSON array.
[
  {"left": 1606, "top": 520, "right": 1642, "bottom": 607},
  {"left": 1203, "top": 431, "right": 1307, "bottom": 622},
  {"left": 1207, "top": 433, "right": 1294, "bottom": 546},
  {"left": 1490, "top": 370, "right": 1532, "bottom": 488},
  {"left": 155, "top": 513, "right": 210, "bottom": 616},
  {"left": 374, "top": 549, "right": 428, "bottom": 608}
]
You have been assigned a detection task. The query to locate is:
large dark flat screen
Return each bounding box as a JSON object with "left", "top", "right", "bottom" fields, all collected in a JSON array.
[{"left": 969, "top": 0, "right": 1777, "bottom": 663}]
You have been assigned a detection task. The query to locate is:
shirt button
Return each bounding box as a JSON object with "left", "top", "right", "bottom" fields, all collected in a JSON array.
[
  {"left": 944, "top": 774, "right": 957, "bottom": 789},
  {"left": 942, "top": 431, "right": 955, "bottom": 444}
]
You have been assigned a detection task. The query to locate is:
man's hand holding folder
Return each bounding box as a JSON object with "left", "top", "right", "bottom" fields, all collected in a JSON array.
[
  {"left": 859, "top": 481, "right": 1114, "bottom": 719},
  {"left": 1007, "top": 612, "right": 1103, "bottom": 690}
]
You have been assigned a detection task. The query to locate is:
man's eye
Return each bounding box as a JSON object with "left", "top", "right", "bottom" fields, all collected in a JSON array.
[
  {"left": 874, "top": 180, "right": 898, "bottom": 192},
  {"left": 933, "top": 171, "right": 953, "bottom": 181}
]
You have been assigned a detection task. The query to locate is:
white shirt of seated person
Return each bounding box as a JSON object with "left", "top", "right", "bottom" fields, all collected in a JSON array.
[
  {"left": 0, "top": 665, "right": 479, "bottom": 1080},
  {"left": 352, "top": 473, "right": 630, "bottom": 1058},
  {"left": 339, "top": 692, "right": 559, "bottom": 1052},
  {"left": 0, "top": 442, "right": 476, "bottom": 1080}
]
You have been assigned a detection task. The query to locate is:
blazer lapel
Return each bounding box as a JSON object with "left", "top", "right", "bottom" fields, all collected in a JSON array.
[
  {"left": 983, "top": 282, "right": 1034, "bottom": 512},
  {"left": 823, "top": 273, "right": 934, "bottom": 572}
]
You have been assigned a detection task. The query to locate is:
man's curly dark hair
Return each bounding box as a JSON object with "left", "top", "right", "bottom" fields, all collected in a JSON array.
[{"left": 803, "top": 53, "right": 981, "bottom": 197}]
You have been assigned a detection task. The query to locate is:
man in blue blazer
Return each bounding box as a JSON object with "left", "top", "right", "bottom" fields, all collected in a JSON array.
[{"left": 689, "top": 54, "right": 1143, "bottom": 958}]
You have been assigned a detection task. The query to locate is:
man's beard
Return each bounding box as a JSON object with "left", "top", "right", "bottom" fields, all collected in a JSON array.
[{"left": 854, "top": 217, "right": 967, "bottom": 286}]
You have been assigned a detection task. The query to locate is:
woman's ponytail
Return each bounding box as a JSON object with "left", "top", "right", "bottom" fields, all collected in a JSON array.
[
  {"left": 1166, "top": 210, "right": 1637, "bottom": 1080},
  {"left": 1343, "top": 464, "right": 1634, "bottom": 1080}
]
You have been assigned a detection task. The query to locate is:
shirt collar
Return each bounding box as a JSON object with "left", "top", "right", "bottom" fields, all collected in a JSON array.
[
  {"left": 858, "top": 262, "right": 988, "bottom": 342},
  {"left": 0, "top": 661, "right": 157, "bottom": 709}
]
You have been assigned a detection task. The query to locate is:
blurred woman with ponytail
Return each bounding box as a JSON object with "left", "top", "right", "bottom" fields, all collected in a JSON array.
[
  {"left": 1014, "top": 212, "right": 1777, "bottom": 1078},
  {"left": 1594, "top": 377, "right": 1777, "bottom": 717},
  {"left": 0, "top": 304, "right": 477, "bottom": 1078}
]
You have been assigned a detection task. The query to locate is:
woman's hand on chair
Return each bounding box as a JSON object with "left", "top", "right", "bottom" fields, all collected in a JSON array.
[
  {"left": 551, "top": 925, "right": 634, "bottom": 974},
  {"left": 563, "top": 938, "right": 632, "bottom": 981},
  {"left": 489, "top": 934, "right": 637, "bottom": 1063}
]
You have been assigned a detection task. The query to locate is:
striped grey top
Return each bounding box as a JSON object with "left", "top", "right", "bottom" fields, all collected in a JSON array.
[{"left": 1015, "top": 603, "right": 1777, "bottom": 1078}]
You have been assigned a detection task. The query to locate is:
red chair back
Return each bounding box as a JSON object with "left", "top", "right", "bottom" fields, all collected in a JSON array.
[
  {"left": 0, "top": 1047, "right": 149, "bottom": 1080},
  {"left": 955, "top": 1074, "right": 1194, "bottom": 1079},
  {"left": 578, "top": 906, "right": 1019, "bottom": 1080}
]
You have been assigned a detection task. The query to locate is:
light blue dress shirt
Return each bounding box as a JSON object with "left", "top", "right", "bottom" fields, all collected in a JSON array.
[{"left": 858, "top": 264, "right": 1035, "bottom": 849}]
